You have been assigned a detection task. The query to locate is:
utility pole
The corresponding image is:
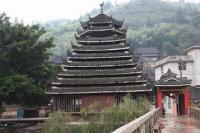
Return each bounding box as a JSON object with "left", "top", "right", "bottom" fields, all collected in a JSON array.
[{"left": 178, "top": 59, "right": 183, "bottom": 78}]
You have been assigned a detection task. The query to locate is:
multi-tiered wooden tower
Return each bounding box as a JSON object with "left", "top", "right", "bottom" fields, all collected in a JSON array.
[{"left": 46, "top": 4, "right": 151, "bottom": 112}]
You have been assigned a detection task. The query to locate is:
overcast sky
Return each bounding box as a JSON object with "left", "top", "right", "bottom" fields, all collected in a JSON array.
[
  {"left": 0, "top": 0, "right": 199, "bottom": 24},
  {"left": 0, "top": 0, "right": 129, "bottom": 24}
]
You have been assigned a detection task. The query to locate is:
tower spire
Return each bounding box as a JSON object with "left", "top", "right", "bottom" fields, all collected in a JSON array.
[{"left": 100, "top": 2, "right": 104, "bottom": 14}]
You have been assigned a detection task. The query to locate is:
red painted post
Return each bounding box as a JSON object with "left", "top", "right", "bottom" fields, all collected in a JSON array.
[
  {"left": 157, "top": 88, "right": 162, "bottom": 114},
  {"left": 184, "top": 86, "right": 190, "bottom": 115}
]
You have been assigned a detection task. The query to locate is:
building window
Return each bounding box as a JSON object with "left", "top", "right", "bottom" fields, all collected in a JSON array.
[
  {"left": 182, "top": 63, "right": 186, "bottom": 70},
  {"left": 178, "top": 63, "right": 186, "bottom": 70},
  {"left": 75, "top": 99, "right": 82, "bottom": 105},
  {"left": 183, "top": 77, "right": 187, "bottom": 80}
]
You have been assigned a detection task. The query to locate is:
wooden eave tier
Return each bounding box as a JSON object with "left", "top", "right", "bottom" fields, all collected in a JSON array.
[
  {"left": 62, "top": 63, "right": 137, "bottom": 69},
  {"left": 68, "top": 56, "right": 132, "bottom": 61},
  {"left": 73, "top": 47, "right": 129, "bottom": 52},
  {"left": 81, "top": 21, "right": 123, "bottom": 29},
  {"left": 77, "top": 25, "right": 126, "bottom": 32},
  {"left": 68, "top": 52, "right": 137, "bottom": 61},
  {"left": 71, "top": 42, "right": 128, "bottom": 50},
  {"left": 80, "top": 13, "right": 123, "bottom": 29},
  {"left": 57, "top": 69, "right": 142, "bottom": 77},
  {"left": 63, "top": 60, "right": 136, "bottom": 66},
  {"left": 76, "top": 35, "right": 126, "bottom": 43},
  {"left": 71, "top": 42, "right": 130, "bottom": 53},
  {"left": 70, "top": 52, "right": 133, "bottom": 58},
  {"left": 77, "top": 41, "right": 125, "bottom": 45},
  {"left": 52, "top": 76, "right": 146, "bottom": 86},
  {"left": 54, "top": 76, "right": 145, "bottom": 83},
  {"left": 155, "top": 81, "right": 190, "bottom": 87},
  {"left": 78, "top": 27, "right": 127, "bottom": 36},
  {"left": 46, "top": 85, "right": 150, "bottom": 95}
]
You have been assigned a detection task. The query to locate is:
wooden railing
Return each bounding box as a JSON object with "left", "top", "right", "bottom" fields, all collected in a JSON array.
[
  {"left": 189, "top": 107, "right": 200, "bottom": 120},
  {"left": 112, "top": 108, "right": 160, "bottom": 133}
]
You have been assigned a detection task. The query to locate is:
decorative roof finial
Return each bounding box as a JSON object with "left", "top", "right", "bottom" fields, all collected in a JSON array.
[{"left": 100, "top": 2, "right": 104, "bottom": 14}]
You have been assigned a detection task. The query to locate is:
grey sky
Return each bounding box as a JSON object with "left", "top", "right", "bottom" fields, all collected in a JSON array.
[
  {"left": 0, "top": 0, "right": 199, "bottom": 24},
  {"left": 0, "top": 0, "right": 129, "bottom": 23}
]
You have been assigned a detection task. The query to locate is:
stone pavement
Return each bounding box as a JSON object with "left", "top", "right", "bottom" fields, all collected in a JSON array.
[{"left": 160, "top": 115, "right": 200, "bottom": 133}]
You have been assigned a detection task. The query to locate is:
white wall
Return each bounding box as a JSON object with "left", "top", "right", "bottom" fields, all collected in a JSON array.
[
  {"left": 155, "top": 48, "right": 200, "bottom": 86},
  {"left": 155, "top": 62, "right": 194, "bottom": 84},
  {"left": 155, "top": 67, "right": 162, "bottom": 81},
  {"left": 187, "top": 49, "right": 200, "bottom": 86}
]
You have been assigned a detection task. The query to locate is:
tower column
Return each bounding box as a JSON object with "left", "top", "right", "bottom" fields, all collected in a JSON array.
[
  {"left": 157, "top": 88, "right": 162, "bottom": 114},
  {"left": 184, "top": 85, "right": 190, "bottom": 115}
]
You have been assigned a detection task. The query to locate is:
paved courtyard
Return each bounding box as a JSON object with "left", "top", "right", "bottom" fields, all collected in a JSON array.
[{"left": 160, "top": 115, "right": 200, "bottom": 133}]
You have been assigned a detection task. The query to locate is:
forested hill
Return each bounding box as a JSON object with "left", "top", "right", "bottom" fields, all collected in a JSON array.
[{"left": 41, "top": 0, "right": 200, "bottom": 57}]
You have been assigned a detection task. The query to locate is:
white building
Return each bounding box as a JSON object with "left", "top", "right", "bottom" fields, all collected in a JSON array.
[
  {"left": 155, "top": 46, "right": 200, "bottom": 115},
  {"left": 154, "top": 46, "right": 200, "bottom": 87}
]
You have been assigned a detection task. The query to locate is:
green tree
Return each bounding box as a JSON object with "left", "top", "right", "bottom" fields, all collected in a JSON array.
[
  {"left": 192, "top": 8, "right": 200, "bottom": 29},
  {"left": 131, "top": 23, "right": 200, "bottom": 56},
  {"left": 174, "top": 8, "right": 188, "bottom": 24},
  {"left": 0, "top": 75, "right": 46, "bottom": 106},
  {"left": 0, "top": 13, "right": 54, "bottom": 107}
]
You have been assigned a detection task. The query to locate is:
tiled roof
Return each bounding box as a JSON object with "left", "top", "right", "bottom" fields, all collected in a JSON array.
[
  {"left": 184, "top": 45, "right": 200, "bottom": 53},
  {"left": 46, "top": 10, "right": 148, "bottom": 95},
  {"left": 77, "top": 25, "right": 127, "bottom": 36},
  {"left": 154, "top": 55, "right": 193, "bottom": 68},
  {"left": 72, "top": 43, "right": 127, "bottom": 50},
  {"left": 76, "top": 34, "right": 126, "bottom": 42},
  {"left": 156, "top": 69, "right": 190, "bottom": 86},
  {"left": 46, "top": 85, "right": 150, "bottom": 95},
  {"left": 80, "top": 13, "right": 123, "bottom": 29},
  {"left": 53, "top": 76, "right": 146, "bottom": 85},
  {"left": 57, "top": 68, "right": 141, "bottom": 77}
]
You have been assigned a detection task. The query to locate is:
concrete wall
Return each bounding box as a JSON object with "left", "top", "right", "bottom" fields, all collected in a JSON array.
[
  {"left": 155, "top": 55, "right": 197, "bottom": 86},
  {"left": 155, "top": 48, "right": 200, "bottom": 86},
  {"left": 187, "top": 49, "right": 200, "bottom": 86},
  {"left": 155, "top": 62, "right": 193, "bottom": 81}
]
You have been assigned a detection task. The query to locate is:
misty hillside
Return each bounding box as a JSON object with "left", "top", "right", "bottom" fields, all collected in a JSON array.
[{"left": 41, "top": 0, "right": 200, "bottom": 57}]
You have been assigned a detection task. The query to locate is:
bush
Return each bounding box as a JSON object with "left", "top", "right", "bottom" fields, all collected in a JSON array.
[
  {"left": 80, "top": 101, "right": 102, "bottom": 121},
  {"left": 44, "top": 110, "right": 70, "bottom": 133},
  {"left": 99, "top": 95, "right": 150, "bottom": 133},
  {"left": 44, "top": 95, "right": 150, "bottom": 133}
]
